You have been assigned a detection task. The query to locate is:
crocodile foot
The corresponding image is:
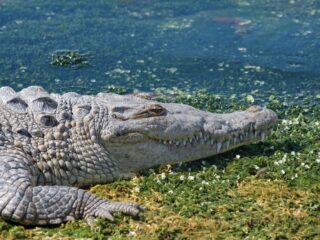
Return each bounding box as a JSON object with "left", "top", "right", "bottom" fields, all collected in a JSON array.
[{"left": 84, "top": 201, "right": 144, "bottom": 226}]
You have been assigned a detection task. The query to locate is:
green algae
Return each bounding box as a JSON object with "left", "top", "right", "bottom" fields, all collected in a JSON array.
[
  {"left": 51, "top": 50, "right": 90, "bottom": 68},
  {"left": 0, "top": 89, "right": 318, "bottom": 239}
]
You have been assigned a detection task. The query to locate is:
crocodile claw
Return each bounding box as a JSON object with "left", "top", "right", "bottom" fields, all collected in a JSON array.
[{"left": 85, "top": 201, "right": 144, "bottom": 226}]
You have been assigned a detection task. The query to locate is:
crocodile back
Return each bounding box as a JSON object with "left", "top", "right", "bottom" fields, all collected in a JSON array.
[{"left": 0, "top": 86, "right": 117, "bottom": 187}]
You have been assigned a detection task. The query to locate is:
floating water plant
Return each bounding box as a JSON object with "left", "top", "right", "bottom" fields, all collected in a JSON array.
[{"left": 50, "top": 50, "right": 89, "bottom": 68}]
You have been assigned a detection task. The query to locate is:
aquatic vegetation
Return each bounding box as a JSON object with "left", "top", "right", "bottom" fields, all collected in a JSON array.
[
  {"left": 0, "top": 89, "right": 318, "bottom": 239},
  {"left": 50, "top": 50, "right": 89, "bottom": 68},
  {"left": 105, "top": 84, "right": 127, "bottom": 95}
]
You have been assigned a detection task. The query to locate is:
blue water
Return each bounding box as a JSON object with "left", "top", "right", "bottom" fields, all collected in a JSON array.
[{"left": 0, "top": 0, "right": 319, "bottom": 100}]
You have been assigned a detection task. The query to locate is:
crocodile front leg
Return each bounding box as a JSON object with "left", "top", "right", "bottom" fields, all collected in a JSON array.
[{"left": 0, "top": 151, "right": 143, "bottom": 225}]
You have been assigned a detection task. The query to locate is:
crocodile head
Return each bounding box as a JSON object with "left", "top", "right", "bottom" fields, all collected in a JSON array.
[{"left": 97, "top": 93, "right": 278, "bottom": 172}]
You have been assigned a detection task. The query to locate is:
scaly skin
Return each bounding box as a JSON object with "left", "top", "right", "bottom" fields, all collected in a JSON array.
[{"left": 0, "top": 86, "right": 277, "bottom": 225}]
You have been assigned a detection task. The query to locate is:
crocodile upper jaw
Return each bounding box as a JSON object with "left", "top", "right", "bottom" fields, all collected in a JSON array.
[{"left": 101, "top": 103, "right": 277, "bottom": 172}]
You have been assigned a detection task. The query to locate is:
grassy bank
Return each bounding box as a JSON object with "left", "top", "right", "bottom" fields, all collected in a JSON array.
[{"left": 0, "top": 89, "right": 319, "bottom": 239}]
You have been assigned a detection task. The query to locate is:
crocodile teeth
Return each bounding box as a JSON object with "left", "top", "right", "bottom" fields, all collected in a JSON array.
[
  {"left": 225, "top": 140, "right": 230, "bottom": 149},
  {"left": 158, "top": 126, "right": 272, "bottom": 147},
  {"left": 249, "top": 131, "right": 254, "bottom": 138},
  {"left": 217, "top": 142, "right": 222, "bottom": 153},
  {"left": 239, "top": 134, "right": 244, "bottom": 141},
  {"left": 261, "top": 132, "right": 265, "bottom": 141}
]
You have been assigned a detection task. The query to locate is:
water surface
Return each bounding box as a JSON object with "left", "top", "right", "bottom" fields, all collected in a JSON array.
[{"left": 0, "top": 0, "right": 319, "bottom": 102}]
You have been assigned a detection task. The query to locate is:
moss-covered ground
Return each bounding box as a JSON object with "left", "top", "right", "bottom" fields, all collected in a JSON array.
[{"left": 0, "top": 89, "right": 318, "bottom": 239}]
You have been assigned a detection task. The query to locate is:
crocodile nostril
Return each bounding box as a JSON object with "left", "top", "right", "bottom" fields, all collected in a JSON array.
[{"left": 247, "top": 105, "right": 263, "bottom": 113}]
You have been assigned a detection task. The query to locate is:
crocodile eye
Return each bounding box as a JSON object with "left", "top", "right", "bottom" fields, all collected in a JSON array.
[
  {"left": 130, "top": 104, "right": 167, "bottom": 119},
  {"left": 146, "top": 104, "right": 166, "bottom": 116},
  {"left": 149, "top": 107, "right": 165, "bottom": 115},
  {"left": 150, "top": 108, "right": 161, "bottom": 114}
]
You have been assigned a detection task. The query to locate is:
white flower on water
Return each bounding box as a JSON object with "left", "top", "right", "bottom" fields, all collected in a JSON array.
[
  {"left": 246, "top": 95, "right": 255, "bottom": 103},
  {"left": 127, "top": 231, "right": 137, "bottom": 236},
  {"left": 179, "top": 175, "right": 185, "bottom": 181},
  {"left": 188, "top": 175, "right": 195, "bottom": 180},
  {"left": 201, "top": 180, "right": 209, "bottom": 185},
  {"left": 275, "top": 158, "right": 286, "bottom": 165}
]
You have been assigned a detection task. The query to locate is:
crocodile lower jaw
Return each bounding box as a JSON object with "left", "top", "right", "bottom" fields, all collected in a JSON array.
[{"left": 154, "top": 127, "right": 274, "bottom": 153}]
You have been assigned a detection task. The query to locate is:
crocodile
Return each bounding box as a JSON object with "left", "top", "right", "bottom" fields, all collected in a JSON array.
[{"left": 0, "top": 86, "right": 277, "bottom": 226}]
